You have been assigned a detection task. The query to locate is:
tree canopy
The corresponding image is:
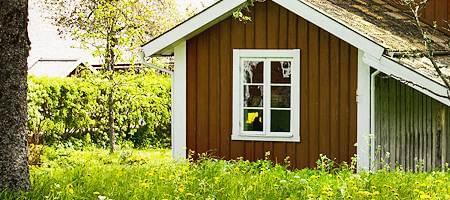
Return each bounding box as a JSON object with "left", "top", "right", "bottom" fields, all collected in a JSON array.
[{"left": 41, "top": 0, "right": 188, "bottom": 65}]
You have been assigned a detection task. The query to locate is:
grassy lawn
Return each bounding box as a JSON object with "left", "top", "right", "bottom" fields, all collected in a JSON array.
[{"left": 1, "top": 147, "right": 450, "bottom": 200}]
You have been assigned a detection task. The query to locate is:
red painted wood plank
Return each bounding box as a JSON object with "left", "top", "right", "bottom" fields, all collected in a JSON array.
[
  {"left": 187, "top": 37, "right": 198, "bottom": 158},
  {"left": 219, "top": 19, "right": 232, "bottom": 159},
  {"left": 196, "top": 30, "right": 210, "bottom": 156},
  {"left": 349, "top": 47, "right": 358, "bottom": 159},
  {"left": 329, "top": 35, "right": 340, "bottom": 162},
  {"left": 308, "top": 23, "right": 320, "bottom": 167},
  {"left": 319, "top": 29, "right": 331, "bottom": 157},
  {"left": 339, "top": 40, "right": 350, "bottom": 163},
  {"left": 208, "top": 25, "right": 221, "bottom": 156}
]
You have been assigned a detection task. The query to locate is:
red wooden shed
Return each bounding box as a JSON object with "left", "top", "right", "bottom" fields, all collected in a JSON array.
[{"left": 143, "top": 0, "right": 450, "bottom": 171}]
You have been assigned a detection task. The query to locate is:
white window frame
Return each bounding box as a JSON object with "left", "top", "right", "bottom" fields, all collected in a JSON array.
[{"left": 232, "top": 49, "right": 301, "bottom": 142}]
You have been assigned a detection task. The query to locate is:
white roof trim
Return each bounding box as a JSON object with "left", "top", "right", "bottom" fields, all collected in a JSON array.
[
  {"left": 273, "top": 0, "right": 385, "bottom": 60},
  {"left": 363, "top": 53, "right": 450, "bottom": 106},
  {"left": 142, "top": 0, "right": 247, "bottom": 56},
  {"left": 142, "top": 0, "right": 449, "bottom": 105},
  {"left": 143, "top": 0, "right": 384, "bottom": 59}
]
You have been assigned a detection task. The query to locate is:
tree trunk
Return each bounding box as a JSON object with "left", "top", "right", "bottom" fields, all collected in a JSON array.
[
  {"left": 108, "top": 90, "right": 115, "bottom": 152},
  {"left": 106, "top": 41, "right": 116, "bottom": 153},
  {"left": 0, "top": 0, "right": 31, "bottom": 191}
]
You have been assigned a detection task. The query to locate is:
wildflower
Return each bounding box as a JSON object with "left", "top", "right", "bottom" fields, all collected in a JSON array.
[
  {"left": 98, "top": 196, "right": 107, "bottom": 200},
  {"left": 66, "top": 183, "right": 74, "bottom": 194},
  {"left": 420, "top": 194, "right": 431, "bottom": 199},
  {"left": 67, "top": 187, "right": 74, "bottom": 194}
]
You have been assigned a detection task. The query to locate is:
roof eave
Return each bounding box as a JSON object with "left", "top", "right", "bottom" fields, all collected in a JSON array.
[
  {"left": 364, "top": 53, "right": 450, "bottom": 106},
  {"left": 274, "top": 0, "right": 385, "bottom": 59},
  {"left": 142, "top": 0, "right": 247, "bottom": 57}
]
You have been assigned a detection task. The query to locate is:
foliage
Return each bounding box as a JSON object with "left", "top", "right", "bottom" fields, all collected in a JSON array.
[
  {"left": 41, "top": 0, "right": 189, "bottom": 151},
  {"left": 27, "top": 71, "right": 171, "bottom": 148},
  {"left": 41, "top": 0, "right": 184, "bottom": 63},
  {"left": 1, "top": 147, "right": 450, "bottom": 199},
  {"left": 233, "top": 0, "right": 257, "bottom": 22}
]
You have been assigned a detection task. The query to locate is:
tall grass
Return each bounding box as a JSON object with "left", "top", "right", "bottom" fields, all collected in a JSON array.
[{"left": 1, "top": 147, "right": 449, "bottom": 199}]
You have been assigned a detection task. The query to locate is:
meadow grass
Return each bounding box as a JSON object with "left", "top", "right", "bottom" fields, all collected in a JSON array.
[{"left": 1, "top": 147, "right": 449, "bottom": 199}]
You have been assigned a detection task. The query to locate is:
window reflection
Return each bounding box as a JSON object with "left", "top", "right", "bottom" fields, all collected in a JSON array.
[
  {"left": 244, "top": 61, "right": 264, "bottom": 83},
  {"left": 244, "top": 109, "right": 263, "bottom": 132},
  {"left": 271, "top": 61, "right": 291, "bottom": 84},
  {"left": 244, "top": 85, "right": 263, "bottom": 107}
]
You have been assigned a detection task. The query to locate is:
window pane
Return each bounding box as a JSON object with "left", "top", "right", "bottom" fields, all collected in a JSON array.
[
  {"left": 244, "top": 85, "right": 263, "bottom": 107},
  {"left": 244, "top": 61, "right": 264, "bottom": 83},
  {"left": 271, "top": 110, "right": 290, "bottom": 132},
  {"left": 244, "top": 109, "right": 263, "bottom": 132},
  {"left": 271, "top": 61, "right": 291, "bottom": 84},
  {"left": 271, "top": 86, "right": 291, "bottom": 108}
]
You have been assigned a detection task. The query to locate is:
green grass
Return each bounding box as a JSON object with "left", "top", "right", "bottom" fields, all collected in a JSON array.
[{"left": 1, "top": 147, "right": 450, "bottom": 199}]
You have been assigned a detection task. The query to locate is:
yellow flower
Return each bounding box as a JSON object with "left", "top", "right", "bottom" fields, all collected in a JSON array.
[
  {"left": 66, "top": 184, "right": 74, "bottom": 194},
  {"left": 419, "top": 194, "right": 431, "bottom": 199}
]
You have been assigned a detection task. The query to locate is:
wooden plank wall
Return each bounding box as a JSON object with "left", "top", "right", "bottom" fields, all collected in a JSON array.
[
  {"left": 186, "top": 0, "right": 358, "bottom": 169},
  {"left": 419, "top": 0, "right": 449, "bottom": 28},
  {"left": 388, "top": 0, "right": 450, "bottom": 32},
  {"left": 375, "top": 74, "right": 449, "bottom": 171}
]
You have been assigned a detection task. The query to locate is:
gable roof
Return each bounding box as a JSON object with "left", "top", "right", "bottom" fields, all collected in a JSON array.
[
  {"left": 142, "top": 0, "right": 450, "bottom": 105},
  {"left": 28, "top": 58, "right": 85, "bottom": 77},
  {"left": 142, "top": 0, "right": 247, "bottom": 56}
]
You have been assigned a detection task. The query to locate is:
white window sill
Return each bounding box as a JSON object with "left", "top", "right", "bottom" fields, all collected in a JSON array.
[{"left": 231, "top": 134, "right": 300, "bottom": 142}]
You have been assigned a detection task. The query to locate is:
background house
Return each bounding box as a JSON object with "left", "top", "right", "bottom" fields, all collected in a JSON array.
[
  {"left": 28, "top": 58, "right": 95, "bottom": 77},
  {"left": 27, "top": 0, "right": 211, "bottom": 76}
]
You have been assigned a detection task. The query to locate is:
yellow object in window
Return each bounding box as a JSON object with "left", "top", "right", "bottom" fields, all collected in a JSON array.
[{"left": 246, "top": 112, "right": 259, "bottom": 124}]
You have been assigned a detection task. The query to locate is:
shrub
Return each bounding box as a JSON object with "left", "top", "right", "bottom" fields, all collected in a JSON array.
[{"left": 27, "top": 71, "right": 171, "bottom": 148}]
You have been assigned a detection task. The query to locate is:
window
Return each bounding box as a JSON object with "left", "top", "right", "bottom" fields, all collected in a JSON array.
[{"left": 232, "top": 49, "right": 300, "bottom": 142}]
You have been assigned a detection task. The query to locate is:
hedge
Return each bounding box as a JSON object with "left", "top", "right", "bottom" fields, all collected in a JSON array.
[{"left": 27, "top": 72, "right": 171, "bottom": 148}]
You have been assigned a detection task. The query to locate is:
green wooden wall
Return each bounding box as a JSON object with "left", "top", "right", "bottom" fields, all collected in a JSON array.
[{"left": 375, "top": 74, "right": 450, "bottom": 171}]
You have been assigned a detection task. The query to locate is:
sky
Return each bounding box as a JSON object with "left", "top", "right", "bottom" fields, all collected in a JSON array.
[{"left": 27, "top": 0, "right": 215, "bottom": 66}]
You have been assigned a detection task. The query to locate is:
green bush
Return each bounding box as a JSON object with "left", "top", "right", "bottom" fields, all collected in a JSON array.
[
  {"left": 27, "top": 72, "right": 171, "bottom": 148},
  {"left": 1, "top": 147, "right": 449, "bottom": 199}
]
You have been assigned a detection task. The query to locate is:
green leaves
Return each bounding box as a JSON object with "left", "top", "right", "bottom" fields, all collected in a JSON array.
[
  {"left": 42, "top": 0, "right": 187, "bottom": 68},
  {"left": 27, "top": 72, "right": 172, "bottom": 148},
  {"left": 3, "top": 147, "right": 450, "bottom": 199}
]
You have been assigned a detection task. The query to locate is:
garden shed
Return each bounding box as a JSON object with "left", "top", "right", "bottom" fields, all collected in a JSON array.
[{"left": 143, "top": 0, "right": 450, "bottom": 171}]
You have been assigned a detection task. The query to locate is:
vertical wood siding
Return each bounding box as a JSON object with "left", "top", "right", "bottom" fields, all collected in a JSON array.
[
  {"left": 388, "top": 0, "right": 450, "bottom": 33},
  {"left": 186, "top": 0, "right": 358, "bottom": 169},
  {"left": 420, "top": 0, "right": 449, "bottom": 28},
  {"left": 375, "top": 75, "right": 449, "bottom": 171}
]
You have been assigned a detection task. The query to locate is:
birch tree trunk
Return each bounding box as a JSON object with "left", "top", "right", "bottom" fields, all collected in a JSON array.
[{"left": 0, "top": 0, "right": 31, "bottom": 191}]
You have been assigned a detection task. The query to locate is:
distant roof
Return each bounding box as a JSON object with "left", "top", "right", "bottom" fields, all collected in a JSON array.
[{"left": 28, "top": 58, "right": 84, "bottom": 77}]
